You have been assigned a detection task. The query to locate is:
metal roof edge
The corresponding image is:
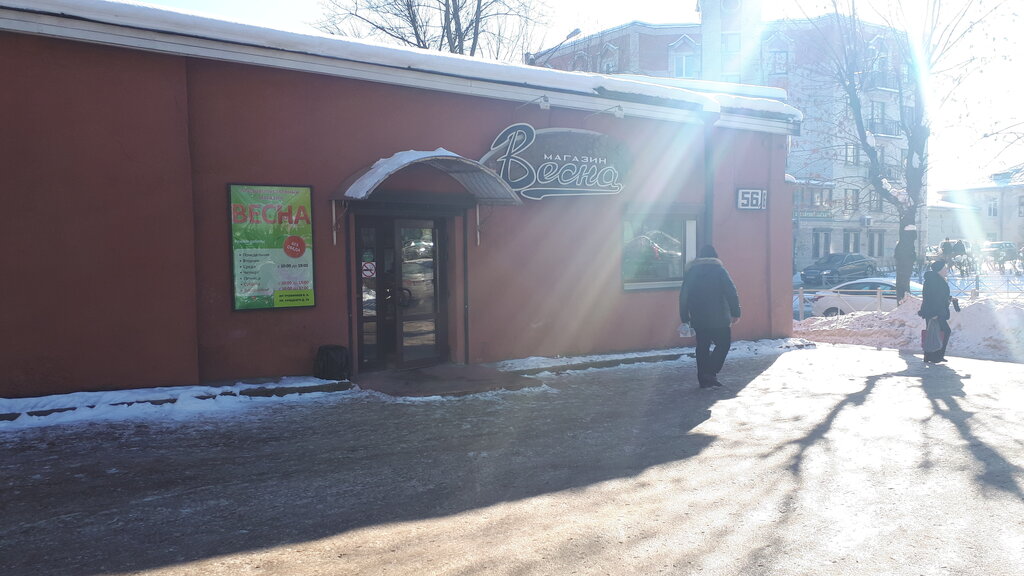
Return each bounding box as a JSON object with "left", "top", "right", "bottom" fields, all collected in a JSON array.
[{"left": 0, "top": 1, "right": 827, "bottom": 132}]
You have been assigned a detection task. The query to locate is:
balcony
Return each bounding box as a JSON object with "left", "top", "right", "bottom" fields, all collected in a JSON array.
[
  {"left": 880, "top": 165, "right": 902, "bottom": 180},
  {"left": 862, "top": 70, "right": 900, "bottom": 91},
  {"left": 868, "top": 118, "right": 902, "bottom": 137}
]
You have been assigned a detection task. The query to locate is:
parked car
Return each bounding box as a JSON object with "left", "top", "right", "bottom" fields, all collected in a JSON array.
[
  {"left": 400, "top": 258, "right": 435, "bottom": 311},
  {"left": 810, "top": 277, "right": 924, "bottom": 317},
  {"left": 982, "top": 241, "right": 1017, "bottom": 261},
  {"left": 800, "top": 253, "right": 876, "bottom": 286}
]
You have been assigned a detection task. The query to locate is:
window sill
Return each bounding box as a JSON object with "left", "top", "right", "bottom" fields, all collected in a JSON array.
[{"left": 623, "top": 281, "right": 682, "bottom": 291}]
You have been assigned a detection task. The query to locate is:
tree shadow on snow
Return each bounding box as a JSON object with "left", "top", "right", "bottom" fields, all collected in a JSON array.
[
  {"left": 783, "top": 349, "right": 1023, "bottom": 498},
  {"left": 919, "top": 360, "right": 1024, "bottom": 499}
]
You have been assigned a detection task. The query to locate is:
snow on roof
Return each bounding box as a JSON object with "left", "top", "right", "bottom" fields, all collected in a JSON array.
[
  {"left": 616, "top": 74, "right": 800, "bottom": 121},
  {"left": 930, "top": 199, "right": 980, "bottom": 210},
  {"left": 0, "top": 0, "right": 801, "bottom": 130}
]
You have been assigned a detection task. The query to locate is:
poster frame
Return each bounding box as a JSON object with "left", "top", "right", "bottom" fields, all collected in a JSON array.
[{"left": 228, "top": 183, "right": 317, "bottom": 311}]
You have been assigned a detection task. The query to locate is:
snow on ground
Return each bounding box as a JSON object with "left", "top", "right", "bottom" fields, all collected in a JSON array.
[
  {"left": 1, "top": 339, "right": 809, "bottom": 431},
  {"left": 494, "top": 338, "right": 809, "bottom": 373},
  {"left": 794, "top": 294, "right": 1024, "bottom": 363},
  {"left": 6, "top": 290, "right": 1020, "bottom": 433}
]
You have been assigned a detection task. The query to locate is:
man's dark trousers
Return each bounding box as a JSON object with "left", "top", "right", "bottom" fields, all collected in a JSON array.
[{"left": 695, "top": 325, "right": 731, "bottom": 383}]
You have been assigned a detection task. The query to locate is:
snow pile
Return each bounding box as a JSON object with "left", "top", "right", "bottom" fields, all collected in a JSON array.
[
  {"left": 0, "top": 377, "right": 356, "bottom": 430},
  {"left": 795, "top": 294, "right": 1024, "bottom": 363},
  {"left": 2, "top": 340, "right": 809, "bottom": 431},
  {"left": 496, "top": 338, "right": 810, "bottom": 373}
]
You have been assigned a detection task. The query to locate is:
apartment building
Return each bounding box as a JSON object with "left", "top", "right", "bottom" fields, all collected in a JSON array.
[
  {"left": 930, "top": 168, "right": 1024, "bottom": 247},
  {"left": 533, "top": 0, "right": 916, "bottom": 273}
]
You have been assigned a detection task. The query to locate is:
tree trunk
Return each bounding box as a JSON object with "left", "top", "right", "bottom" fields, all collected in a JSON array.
[{"left": 894, "top": 220, "right": 917, "bottom": 301}]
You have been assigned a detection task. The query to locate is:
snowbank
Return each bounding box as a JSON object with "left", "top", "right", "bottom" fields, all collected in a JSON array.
[
  {"left": 2, "top": 339, "right": 809, "bottom": 431},
  {"left": 794, "top": 294, "right": 1024, "bottom": 363}
]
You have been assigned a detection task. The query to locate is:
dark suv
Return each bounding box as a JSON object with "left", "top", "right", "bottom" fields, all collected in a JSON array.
[{"left": 800, "top": 252, "right": 877, "bottom": 286}]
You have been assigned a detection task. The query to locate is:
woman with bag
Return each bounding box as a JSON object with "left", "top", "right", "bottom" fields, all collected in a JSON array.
[{"left": 918, "top": 259, "right": 957, "bottom": 363}]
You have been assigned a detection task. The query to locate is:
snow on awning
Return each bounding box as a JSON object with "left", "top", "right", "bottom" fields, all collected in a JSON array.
[{"left": 333, "top": 149, "right": 522, "bottom": 206}]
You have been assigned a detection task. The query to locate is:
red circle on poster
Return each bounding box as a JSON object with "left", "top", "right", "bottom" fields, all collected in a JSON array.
[{"left": 284, "top": 236, "right": 306, "bottom": 258}]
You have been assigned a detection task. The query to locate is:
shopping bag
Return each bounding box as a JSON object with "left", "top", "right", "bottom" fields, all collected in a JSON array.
[
  {"left": 677, "top": 323, "right": 694, "bottom": 338},
  {"left": 922, "top": 318, "right": 944, "bottom": 353}
]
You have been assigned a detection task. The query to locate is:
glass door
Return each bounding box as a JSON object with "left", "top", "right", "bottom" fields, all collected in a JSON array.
[
  {"left": 356, "top": 217, "right": 394, "bottom": 370},
  {"left": 355, "top": 216, "right": 446, "bottom": 370},
  {"left": 395, "top": 219, "right": 443, "bottom": 366}
]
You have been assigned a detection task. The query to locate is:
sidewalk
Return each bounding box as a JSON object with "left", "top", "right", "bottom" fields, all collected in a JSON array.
[{"left": 2, "top": 342, "right": 1022, "bottom": 576}]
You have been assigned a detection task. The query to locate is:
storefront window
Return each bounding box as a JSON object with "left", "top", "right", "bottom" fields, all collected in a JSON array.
[{"left": 622, "top": 214, "right": 696, "bottom": 288}]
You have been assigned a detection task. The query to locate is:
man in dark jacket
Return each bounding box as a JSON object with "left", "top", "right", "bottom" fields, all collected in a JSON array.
[
  {"left": 679, "top": 245, "right": 741, "bottom": 388},
  {"left": 919, "top": 259, "right": 955, "bottom": 362}
]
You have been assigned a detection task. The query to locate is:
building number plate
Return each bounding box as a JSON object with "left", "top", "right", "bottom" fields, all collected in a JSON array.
[{"left": 737, "top": 189, "right": 768, "bottom": 210}]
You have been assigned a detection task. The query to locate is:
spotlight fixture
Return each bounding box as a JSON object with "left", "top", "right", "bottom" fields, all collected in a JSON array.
[
  {"left": 585, "top": 105, "right": 625, "bottom": 120},
  {"left": 516, "top": 95, "right": 550, "bottom": 111}
]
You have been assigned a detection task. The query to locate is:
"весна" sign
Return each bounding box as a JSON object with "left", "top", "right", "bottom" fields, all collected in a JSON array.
[{"left": 480, "top": 123, "right": 630, "bottom": 200}]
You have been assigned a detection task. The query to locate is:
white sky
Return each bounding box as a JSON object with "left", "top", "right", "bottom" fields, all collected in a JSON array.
[{"left": 127, "top": 0, "right": 1020, "bottom": 190}]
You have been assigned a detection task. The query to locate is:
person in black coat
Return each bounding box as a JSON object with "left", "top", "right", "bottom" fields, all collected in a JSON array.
[
  {"left": 679, "top": 245, "right": 741, "bottom": 388},
  {"left": 918, "top": 259, "right": 956, "bottom": 363}
]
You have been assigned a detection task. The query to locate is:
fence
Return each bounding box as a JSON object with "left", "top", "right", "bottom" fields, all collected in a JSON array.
[{"left": 793, "top": 273, "right": 1024, "bottom": 321}]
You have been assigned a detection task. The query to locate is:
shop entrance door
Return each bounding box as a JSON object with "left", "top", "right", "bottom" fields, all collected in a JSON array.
[{"left": 356, "top": 217, "right": 446, "bottom": 370}]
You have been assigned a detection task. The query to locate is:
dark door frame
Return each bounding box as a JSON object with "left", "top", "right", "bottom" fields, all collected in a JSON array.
[{"left": 353, "top": 212, "right": 450, "bottom": 371}]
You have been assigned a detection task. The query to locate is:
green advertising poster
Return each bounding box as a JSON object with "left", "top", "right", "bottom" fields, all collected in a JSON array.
[{"left": 230, "top": 185, "right": 315, "bottom": 310}]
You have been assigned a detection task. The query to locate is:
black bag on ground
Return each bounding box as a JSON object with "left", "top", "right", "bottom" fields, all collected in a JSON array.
[{"left": 314, "top": 345, "right": 350, "bottom": 380}]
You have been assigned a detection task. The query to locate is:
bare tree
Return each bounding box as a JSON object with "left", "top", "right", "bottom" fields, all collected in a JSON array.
[
  {"left": 315, "top": 0, "right": 545, "bottom": 61},
  {"left": 794, "top": 0, "right": 1009, "bottom": 298}
]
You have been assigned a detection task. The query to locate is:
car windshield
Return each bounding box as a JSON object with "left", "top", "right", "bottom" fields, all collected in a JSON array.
[{"left": 814, "top": 254, "right": 846, "bottom": 266}]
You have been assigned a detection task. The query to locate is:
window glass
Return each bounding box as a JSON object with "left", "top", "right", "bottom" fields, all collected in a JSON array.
[
  {"left": 622, "top": 214, "right": 692, "bottom": 285},
  {"left": 722, "top": 33, "right": 741, "bottom": 54},
  {"left": 672, "top": 53, "right": 700, "bottom": 78},
  {"left": 815, "top": 253, "right": 845, "bottom": 266},
  {"left": 844, "top": 189, "right": 859, "bottom": 210},
  {"left": 844, "top": 145, "right": 860, "bottom": 165},
  {"left": 838, "top": 282, "right": 871, "bottom": 293},
  {"left": 767, "top": 50, "right": 788, "bottom": 75}
]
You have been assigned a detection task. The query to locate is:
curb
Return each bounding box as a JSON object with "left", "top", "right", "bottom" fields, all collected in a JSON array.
[
  {"left": 2, "top": 350, "right": 704, "bottom": 422},
  {"left": 506, "top": 353, "right": 687, "bottom": 375},
  {"left": 1, "top": 381, "right": 353, "bottom": 422}
]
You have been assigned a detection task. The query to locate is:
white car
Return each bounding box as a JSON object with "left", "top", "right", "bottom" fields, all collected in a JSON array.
[{"left": 809, "top": 277, "right": 923, "bottom": 317}]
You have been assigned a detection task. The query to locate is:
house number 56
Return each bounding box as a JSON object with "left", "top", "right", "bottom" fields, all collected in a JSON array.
[{"left": 737, "top": 189, "right": 768, "bottom": 210}]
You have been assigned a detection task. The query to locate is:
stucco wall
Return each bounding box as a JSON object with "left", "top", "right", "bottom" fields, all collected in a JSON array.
[{"left": 0, "top": 33, "right": 198, "bottom": 397}]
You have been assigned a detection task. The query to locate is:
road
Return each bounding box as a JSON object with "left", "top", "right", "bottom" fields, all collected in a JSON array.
[{"left": 2, "top": 345, "right": 1023, "bottom": 575}]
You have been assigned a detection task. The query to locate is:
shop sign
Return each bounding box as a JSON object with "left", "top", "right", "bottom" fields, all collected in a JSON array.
[
  {"left": 795, "top": 209, "right": 834, "bottom": 220},
  {"left": 230, "top": 184, "right": 315, "bottom": 310},
  {"left": 480, "top": 123, "right": 630, "bottom": 200}
]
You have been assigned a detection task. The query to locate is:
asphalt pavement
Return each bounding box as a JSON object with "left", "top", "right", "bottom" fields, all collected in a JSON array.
[{"left": 2, "top": 344, "right": 1023, "bottom": 575}]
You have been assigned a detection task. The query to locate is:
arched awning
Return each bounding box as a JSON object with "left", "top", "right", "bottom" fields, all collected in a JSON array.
[{"left": 332, "top": 148, "right": 521, "bottom": 206}]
